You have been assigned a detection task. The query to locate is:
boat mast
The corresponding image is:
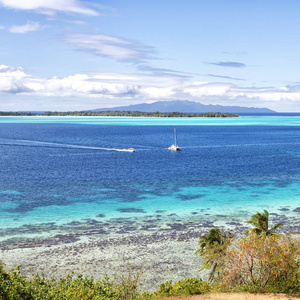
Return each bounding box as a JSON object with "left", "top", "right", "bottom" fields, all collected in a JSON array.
[{"left": 174, "top": 128, "right": 177, "bottom": 147}]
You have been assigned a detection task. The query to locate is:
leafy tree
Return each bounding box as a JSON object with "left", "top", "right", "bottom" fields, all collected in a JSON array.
[
  {"left": 195, "top": 228, "right": 234, "bottom": 282},
  {"left": 245, "top": 209, "right": 283, "bottom": 236}
]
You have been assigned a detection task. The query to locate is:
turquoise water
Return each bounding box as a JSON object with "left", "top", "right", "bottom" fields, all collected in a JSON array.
[
  {"left": 1, "top": 115, "right": 300, "bottom": 126},
  {"left": 0, "top": 116, "right": 299, "bottom": 243}
]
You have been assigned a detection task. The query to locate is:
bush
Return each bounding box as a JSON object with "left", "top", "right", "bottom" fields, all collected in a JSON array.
[
  {"left": 0, "top": 263, "right": 211, "bottom": 299},
  {"left": 0, "top": 263, "right": 32, "bottom": 300},
  {"left": 221, "top": 233, "right": 300, "bottom": 293},
  {"left": 154, "top": 278, "right": 210, "bottom": 296},
  {"left": 0, "top": 261, "right": 143, "bottom": 300}
]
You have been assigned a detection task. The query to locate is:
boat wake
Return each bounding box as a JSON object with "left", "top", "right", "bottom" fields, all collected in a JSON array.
[{"left": 0, "top": 139, "right": 135, "bottom": 152}]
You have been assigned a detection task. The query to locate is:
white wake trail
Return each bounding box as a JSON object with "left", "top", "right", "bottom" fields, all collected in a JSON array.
[{"left": 1, "top": 139, "right": 136, "bottom": 152}]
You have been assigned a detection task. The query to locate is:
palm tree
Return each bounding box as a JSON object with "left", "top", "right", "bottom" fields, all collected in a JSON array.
[
  {"left": 245, "top": 209, "right": 283, "bottom": 236},
  {"left": 195, "top": 228, "right": 234, "bottom": 282}
]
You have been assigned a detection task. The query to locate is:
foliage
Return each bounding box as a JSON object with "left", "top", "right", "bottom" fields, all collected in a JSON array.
[
  {"left": 195, "top": 211, "right": 300, "bottom": 294},
  {"left": 245, "top": 209, "right": 283, "bottom": 236},
  {"left": 0, "top": 261, "right": 211, "bottom": 299},
  {"left": 0, "top": 262, "right": 143, "bottom": 300},
  {"left": 195, "top": 228, "right": 234, "bottom": 282},
  {"left": 221, "top": 233, "right": 300, "bottom": 293},
  {"left": 152, "top": 278, "right": 210, "bottom": 297},
  {"left": 0, "top": 263, "right": 31, "bottom": 300},
  {"left": 0, "top": 110, "right": 239, "bottom": 118},
  {"left": 116, "top": 264, "right": 144, "bottom": 300}
]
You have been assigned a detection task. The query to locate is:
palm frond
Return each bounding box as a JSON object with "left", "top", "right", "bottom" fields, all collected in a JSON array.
[{"left": 245, "top": 210, "right": 284, "bottom": 237}]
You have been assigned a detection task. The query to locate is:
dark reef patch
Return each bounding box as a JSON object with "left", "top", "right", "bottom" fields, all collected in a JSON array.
[
  {"left": 278, "top": 208, "right": 289, "bottom": 211},
  {"left": 247, "top": 182, "right": 269, "bottom": 188},
  {"left": 166, "top": 223, "right": 188, "bottom": 231},
  {"left": 120, "top": 196, "right": 147, "bottom": 203},
  {"left": 199, "top": 222, "right": 214, "bottom": 228},
  {"left": 226, "top": 222, "right": 242, "bottom": 226},
  {"left": 67, "top": 221, "right": 81, "bottom": 225},
  {"left": 96, "top": 214, "right": 106, "bottom": 218},
  {"left": 117, "top": 208, "right": 146, "bottom": 213},
  {"left": 178, "top": 194, "right": 206, "bottom": 201},
  {"left": 5, "top": 198, "right": 73, "bottom": 213}
]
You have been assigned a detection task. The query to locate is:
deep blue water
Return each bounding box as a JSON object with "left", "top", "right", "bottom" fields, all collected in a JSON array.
[{"left": 0, "top": 117, "right": 300, "bottom": 243}]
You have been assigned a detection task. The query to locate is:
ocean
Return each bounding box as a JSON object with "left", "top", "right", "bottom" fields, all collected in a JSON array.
[{"left": 1, "top": 115, "right": 300, "bottom": 245}]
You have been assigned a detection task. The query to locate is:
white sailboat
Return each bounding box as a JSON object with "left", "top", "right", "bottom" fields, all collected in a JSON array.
[{"left": 168, "top": 128, "right": 181, "bottom": 151}]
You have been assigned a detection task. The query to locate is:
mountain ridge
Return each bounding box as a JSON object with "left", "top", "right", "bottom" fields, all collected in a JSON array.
[{"left": 93, "top": 100, "right": 276, "bottom": 113}]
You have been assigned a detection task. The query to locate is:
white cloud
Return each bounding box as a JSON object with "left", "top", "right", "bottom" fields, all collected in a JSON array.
[
  {"left": 8, "top": 21, "right": 41, "bottom": 33},
  {"left": 1, "top": 64, "right": 300, "bottom": 111},
  {"left": 184, "top": 82, "right": 232, "bottom": 97},
  {"left": 63, "top": 33, "right": 154, "bottom": 61},
  {"left": 0, "top": 0, "right": 99, "bottom": 16},
  {"left": 0, "top": 65, "right": 32, "bottom": 93}
]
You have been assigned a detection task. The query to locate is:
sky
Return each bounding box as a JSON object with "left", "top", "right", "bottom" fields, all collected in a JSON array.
[{"left": 0, "top": 0, "right": 300, "bottom": 112}]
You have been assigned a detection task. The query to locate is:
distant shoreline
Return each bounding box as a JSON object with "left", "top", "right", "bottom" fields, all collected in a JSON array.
[
  {"left": 2, "top": 111, "right": 300, "bottom": 117},
  {"left": 0, "top": 111, "right": 239, "bottom": 118}
]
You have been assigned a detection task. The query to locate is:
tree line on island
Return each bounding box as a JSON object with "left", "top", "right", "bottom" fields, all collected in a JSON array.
[
  {"left": 0, "top": 110, "right": 239, "bottom": 118},
  {"left": 1, "top": 210, "right": 299, "bottom": 299}
]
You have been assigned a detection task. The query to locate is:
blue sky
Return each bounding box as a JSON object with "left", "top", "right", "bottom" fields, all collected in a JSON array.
[{"left": 0, "top": 0, "right": 300, "bottom": 112}]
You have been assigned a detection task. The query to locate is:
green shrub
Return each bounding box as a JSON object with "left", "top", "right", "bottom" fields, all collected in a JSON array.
[
  {"left": 0, "top": 261, "right": 142, "bottom": 300},
  {"left": 172, "top": 278, "right": 211, "bottom": 295},
  {"left": 154, "top": 278, "right": 210, "bottom": 296},
  {"left": 0, "top": 263, "right": 32, "bottom": 300}
]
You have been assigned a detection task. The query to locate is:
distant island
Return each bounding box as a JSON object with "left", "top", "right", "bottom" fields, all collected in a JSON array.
[
  {"left": 93, "top": 100, "right": 276, "bottom": 114},
  {"left": 0, "top": 100, "right": 277, "bottom": 117},
  {"left": 0, "top": 111, "right": 239, "bottom": 118}
]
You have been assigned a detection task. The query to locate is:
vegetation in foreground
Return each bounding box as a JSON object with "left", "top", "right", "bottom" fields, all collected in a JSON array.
[
  {"left": 1, "top": 210, "right": 299, "bottom": 299},
  {"left": 196, "top": 210, "right": 300, "bottom": 293},
  {"left": 0, "top": 265, "right": 210, "bottom": 300},
  {"left": 0, "top": 110, "right": 239, "bottom": 118}
]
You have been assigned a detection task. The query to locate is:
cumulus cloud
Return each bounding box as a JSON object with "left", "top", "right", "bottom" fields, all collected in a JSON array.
[
  {"left": 63, "top": 33, "right": 155, "bottom": 61},
  {"left": 8, "top": 21, "right": 41, "bottom": 33},
  {"left": 0, "top": 0, "right": 99, "bottom": 16},
  {"left": 0, "top": 65, "right": 33, "bottom": 93},
  {"left": 1, "top": 64, "right": 300, "bottom": 111},
  {"left": 208, "top": 61, "right": 246, "bottom": 68}
]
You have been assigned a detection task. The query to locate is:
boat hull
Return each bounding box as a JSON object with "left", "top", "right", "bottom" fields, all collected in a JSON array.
[{"left": 168, "top": 144, "right": 181, "bottom": 151}]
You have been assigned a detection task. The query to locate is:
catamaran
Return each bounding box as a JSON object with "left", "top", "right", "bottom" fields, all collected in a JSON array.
[{"left": 168, "top": 128, "right": 181, "bottom": 151}]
